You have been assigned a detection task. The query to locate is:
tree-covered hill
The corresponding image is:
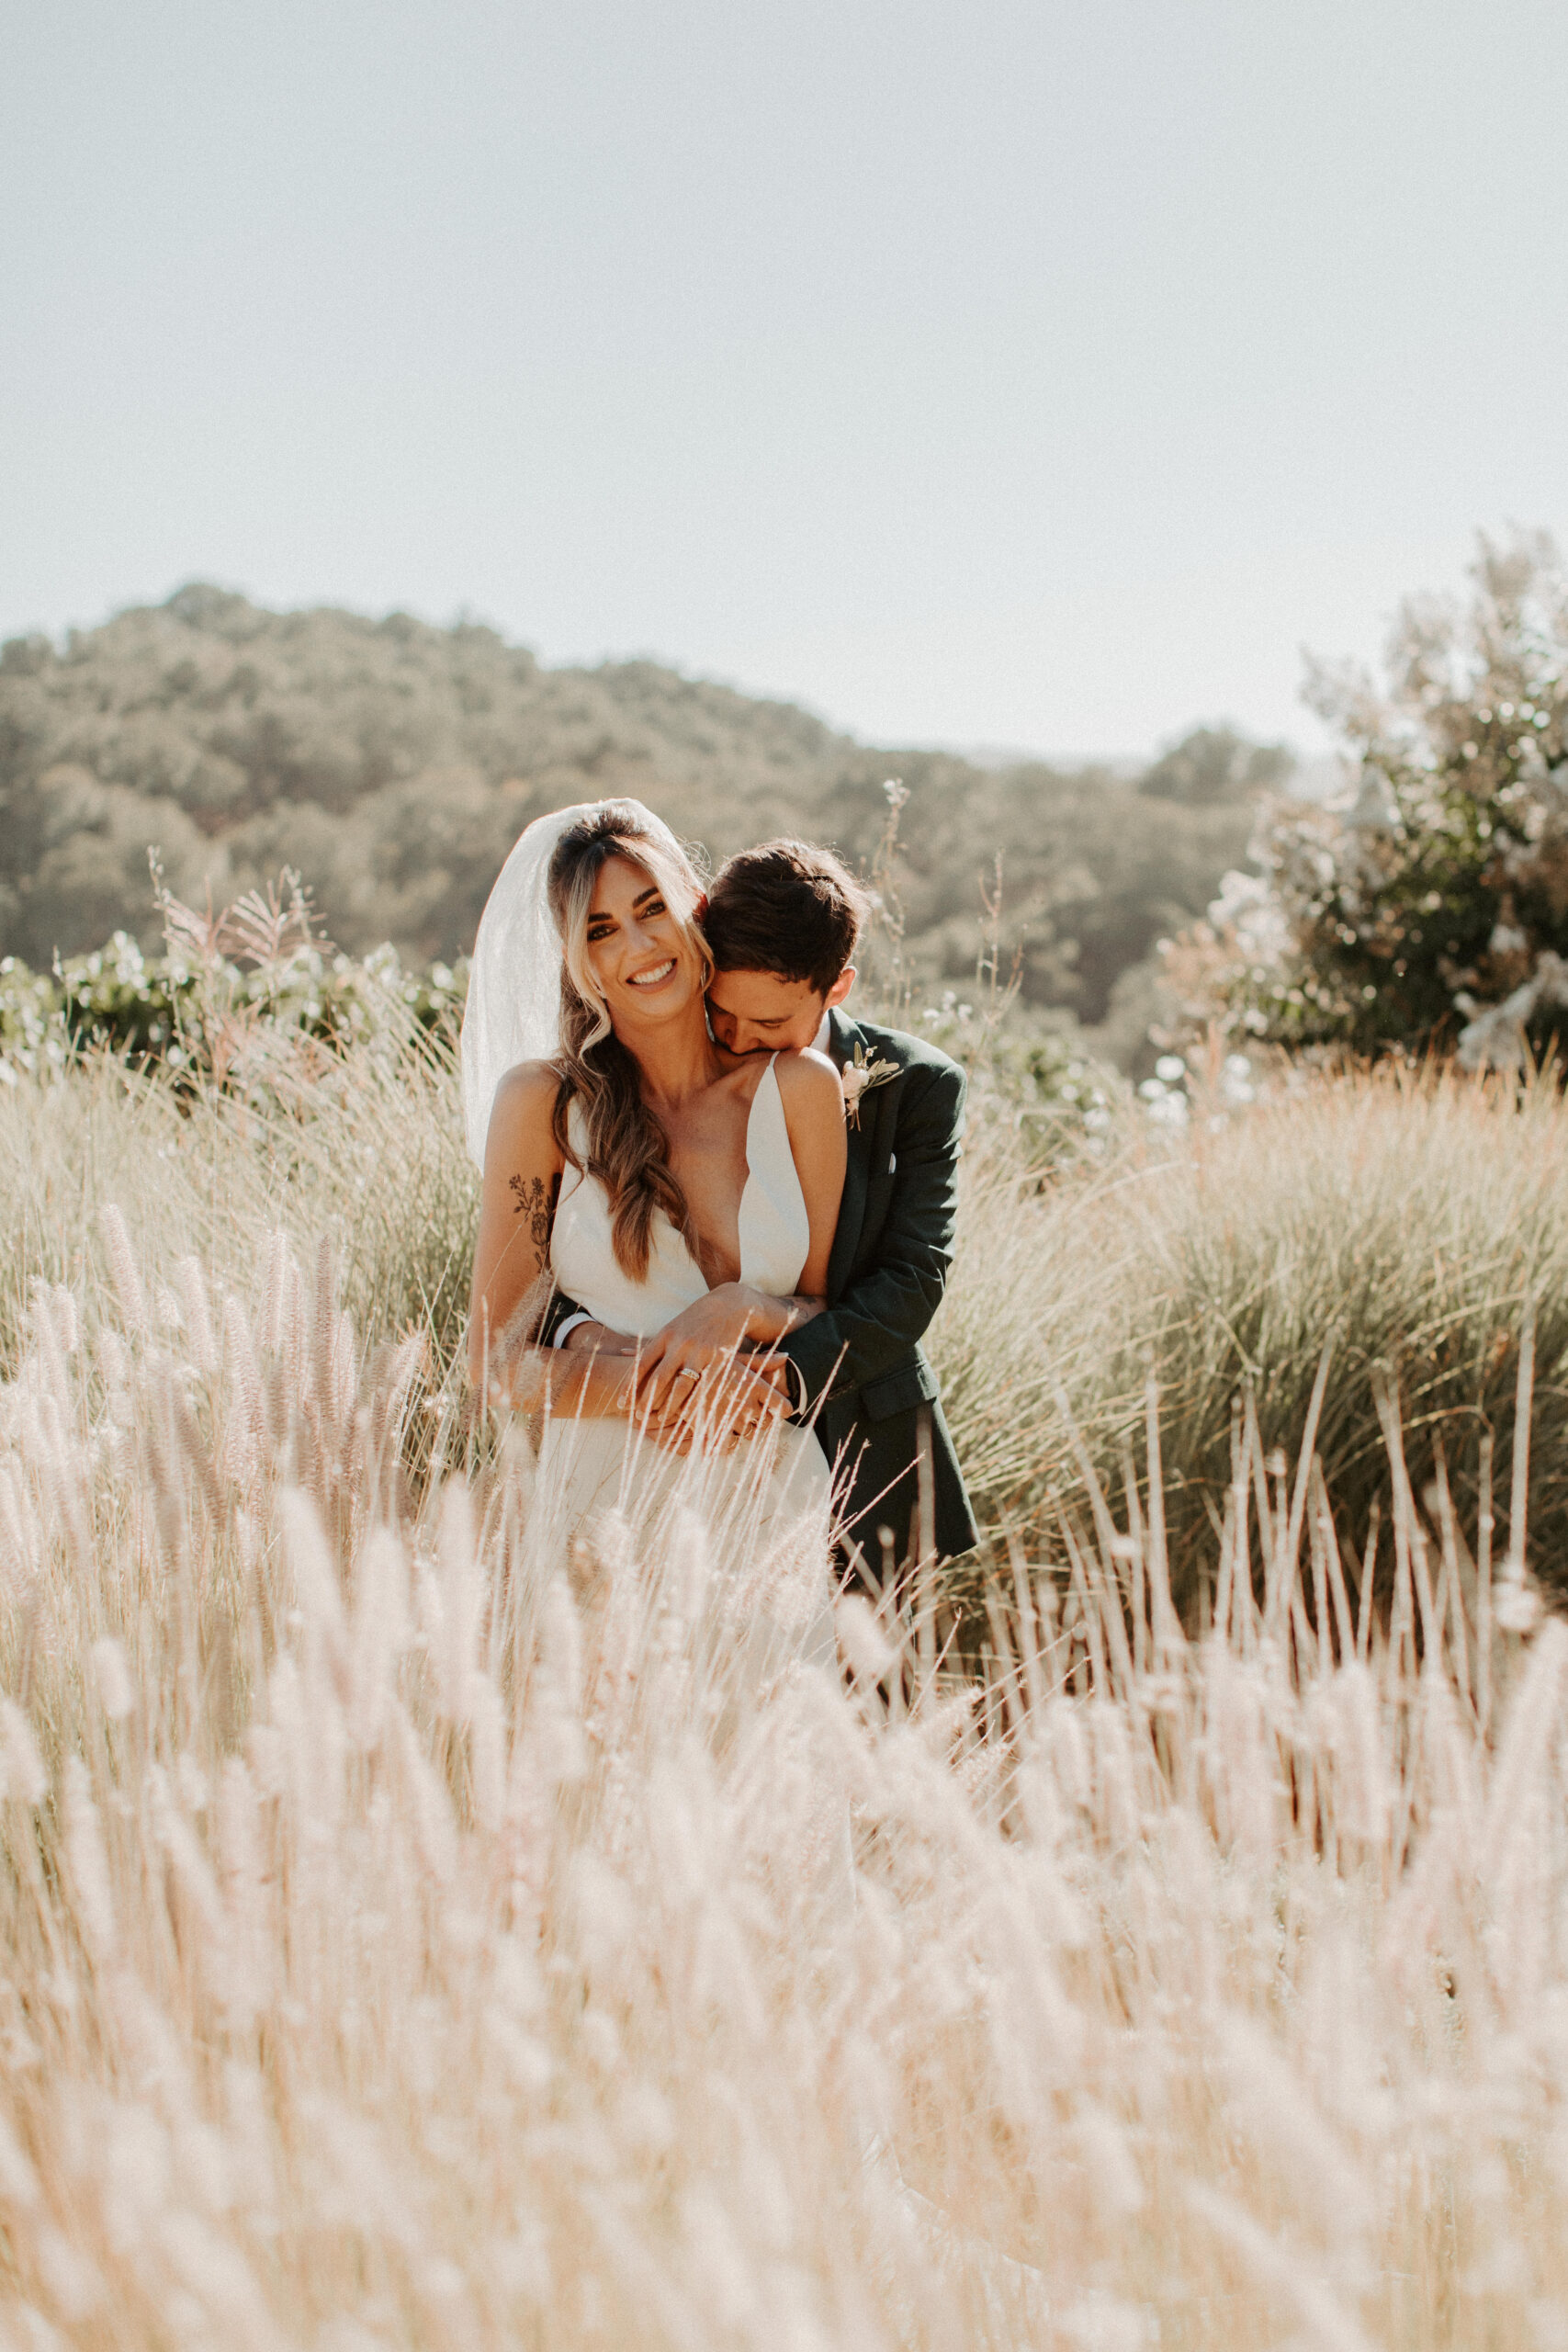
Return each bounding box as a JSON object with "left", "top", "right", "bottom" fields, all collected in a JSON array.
[{"left": 0, "top": 584, "right": 1289, "bottom": 1056}]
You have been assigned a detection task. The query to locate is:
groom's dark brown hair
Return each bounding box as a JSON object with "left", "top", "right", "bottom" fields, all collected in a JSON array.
[{"left": 704, "top": 841, "right": 870, "bottom": 997}]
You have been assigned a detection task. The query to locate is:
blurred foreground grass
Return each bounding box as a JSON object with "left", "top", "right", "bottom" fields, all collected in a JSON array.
[{"left": 6, "top": 996, "right": 1568, "bottom": 2342}]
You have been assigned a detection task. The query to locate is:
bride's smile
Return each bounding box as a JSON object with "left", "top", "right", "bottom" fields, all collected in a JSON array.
[{"left": 582, "top": 854, "right": 705, "bottom": 1025}]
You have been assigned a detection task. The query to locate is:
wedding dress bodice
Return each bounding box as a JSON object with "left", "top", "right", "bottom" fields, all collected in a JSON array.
[{"left": 550, "top": 1055, "right": 809, "bottom": 1337}]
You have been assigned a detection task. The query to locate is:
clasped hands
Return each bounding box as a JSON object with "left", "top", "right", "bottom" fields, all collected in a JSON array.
[{"left": 564, "top": 1283, "right": 818, "bottom": 1454}]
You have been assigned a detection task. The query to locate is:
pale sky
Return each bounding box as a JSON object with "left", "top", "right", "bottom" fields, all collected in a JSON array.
[{"left": 5, "top": 0, "right": 1566, "bottom": 760}]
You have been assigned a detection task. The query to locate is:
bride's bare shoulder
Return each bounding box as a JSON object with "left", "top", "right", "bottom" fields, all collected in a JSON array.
[
  {"left": 485, "top": 1059, "right": 562, "bottom": 1150},
  {"left": 491, "top": 1056, "right": 558, "bottom": 1110},
  {"left": 773, "top": 1046, "right": 842, "bottom": 1121}
]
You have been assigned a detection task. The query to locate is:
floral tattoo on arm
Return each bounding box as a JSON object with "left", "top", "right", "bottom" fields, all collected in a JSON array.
[{"left": 509, "top": 1171, "right": 560, "bottom": 1260}]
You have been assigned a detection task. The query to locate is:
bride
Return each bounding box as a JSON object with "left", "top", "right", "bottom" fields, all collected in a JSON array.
[{"left": 462, "top": 799, "right": 847, "bottom": 1631}]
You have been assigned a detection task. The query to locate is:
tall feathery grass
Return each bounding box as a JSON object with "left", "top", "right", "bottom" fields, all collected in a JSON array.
[
  {"left": 4, "top": 1034, "right": 1568, "bottom": 2345},
  {"left": 941, "top": 1057, "right": 1568, "bottom": 1607}
]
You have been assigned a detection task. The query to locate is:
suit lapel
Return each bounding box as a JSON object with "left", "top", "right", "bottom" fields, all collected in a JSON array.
[{"left": 827, "top": 1006, "right": 873, "bottom": 1299}]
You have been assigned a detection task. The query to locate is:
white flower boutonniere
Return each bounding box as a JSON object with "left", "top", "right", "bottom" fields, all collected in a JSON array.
[{"left": 840, "top": 1046, "right": 897, "bottom": 1129}]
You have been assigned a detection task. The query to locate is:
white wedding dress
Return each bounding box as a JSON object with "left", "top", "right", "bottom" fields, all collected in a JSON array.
[
  {"left": 461, "top": 801, "right": 850, "bottom": 1960},
  {"left": 533, "top": 1057, "right": 839, "bottom": 1672}
]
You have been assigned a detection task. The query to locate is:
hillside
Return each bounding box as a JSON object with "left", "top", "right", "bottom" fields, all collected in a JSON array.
[{"left": 0, "top": 584, "right": 1288, "bottom": 1056}]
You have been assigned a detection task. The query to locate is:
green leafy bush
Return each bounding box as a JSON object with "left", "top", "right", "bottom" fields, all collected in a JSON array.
[
  {"left": 1169, "top": 531, "right": 1568, "bottom": 1065},
  {"left": 0, "top": 913, "right": 468, "bottom": 1093}
]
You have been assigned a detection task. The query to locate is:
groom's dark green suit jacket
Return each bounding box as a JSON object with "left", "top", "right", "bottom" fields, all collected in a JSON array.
[{"left": 787, "top": 1007, "right": 976, "bottom": 1570}]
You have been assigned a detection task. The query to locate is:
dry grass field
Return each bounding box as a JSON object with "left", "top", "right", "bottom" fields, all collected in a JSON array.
[{"left": 2, "top": 1027, "right": 1567, "bottom": 2348}]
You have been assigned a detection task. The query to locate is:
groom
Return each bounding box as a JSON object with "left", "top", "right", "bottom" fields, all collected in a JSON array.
[{"left": 549, "top": 837, "right": 978, "bottom": 1581}]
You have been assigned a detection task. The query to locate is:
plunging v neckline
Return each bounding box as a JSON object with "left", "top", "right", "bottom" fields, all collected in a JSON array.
[
  {"left": 551, "top": 1054, "right": 808, "bottom": 1330},
  {"left": 672, "top": 1054, "right": 776, "bottom": 1295}
]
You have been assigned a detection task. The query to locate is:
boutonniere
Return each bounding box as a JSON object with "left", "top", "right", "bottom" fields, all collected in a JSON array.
[{"left": 840, "top": 1046, "right": 897, "bottom": 1129}]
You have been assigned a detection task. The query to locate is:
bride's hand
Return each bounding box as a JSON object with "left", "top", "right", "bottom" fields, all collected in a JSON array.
[
  {"left": 711, "top": 1354, "right": 792, "bottom": 1452},
  {"left": 560, "top": 1320, "right": 637, "bottom": 1356},
  {"left": 637, "top": 1355, "right": 790, "bottom": 1454}
]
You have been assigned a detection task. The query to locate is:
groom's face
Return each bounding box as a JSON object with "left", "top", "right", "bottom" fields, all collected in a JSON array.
[{"left": 706, "top": 964, "right": 852, "bottom": 1057}]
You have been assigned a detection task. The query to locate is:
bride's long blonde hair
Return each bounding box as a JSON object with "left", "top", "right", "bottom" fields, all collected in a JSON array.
[{"left": 546, "top": 804, "right": 712, "bottom": 1280}]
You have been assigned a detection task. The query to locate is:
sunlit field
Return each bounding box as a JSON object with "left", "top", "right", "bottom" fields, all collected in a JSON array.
[{"left": 3, "top": 1025, "right": 1568, "bottom": 2348}]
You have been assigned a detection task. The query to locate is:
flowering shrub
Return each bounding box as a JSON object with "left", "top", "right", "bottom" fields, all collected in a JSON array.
[
  {"left": 912, "top": 990, "right": 1255, "bottom": 1158},
  {"left": 0, "top": 911, "right": 468, "bottom": 1090},
  {"left": 0, "top": 956, "right": 62, "bottom": 1083},
  {"left": 1166, "top": 530, "right": 1568, "bottom": 1066},
  {"left": 909, "top": 989, "right": 1124, "bottom": 1156}
]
